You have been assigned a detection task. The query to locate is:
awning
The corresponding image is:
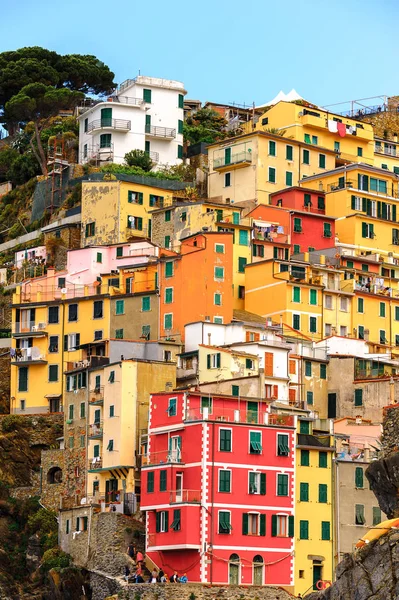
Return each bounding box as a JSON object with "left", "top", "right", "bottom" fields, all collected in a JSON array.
[
  {"left": 78, "top": 341, "right": 105, "bottom": 349},
  {"left": 45, "top": 394, "right": 62, "bottom": 399},
  {"left": 87, "top": 465, "right": 134, "bottom": 478}
]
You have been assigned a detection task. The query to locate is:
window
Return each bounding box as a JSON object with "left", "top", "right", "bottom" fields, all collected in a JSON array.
[
  {"left": 245, "top": 358, "right": 254, "bottom": 369},
  {"left": 355, "top": 504, "right": 365, "bottom": 525},
  {"left": 310, "top": 289, "right": 317, "bottom": 305},
  {"left": 289, "top": 359, "right": 296, "bottom": 375},
  {"left": 323, "top": 222, "right": 332, "bottom": 238},
  {"left": 160, "top": 470, "right": 167, "bottom": 492},
  {"left": 373, "top": 507, "right": 381, "bottom": 526},
  {"left": 170, "top": 509, "right": 181, "bottom": 531},
  {"left": 293, "top": 217, "right": 302, "bottom": 232},
  {"left": 249, "top": 431, "right": 262, "bottom": 454},
  {"left": 178, "top": 119, "right": 183, "bottom": 134},
  {"left": 239, "top": 229, "right": 249, "bottom": 245},
  {"left": 340, "top": 297, "right": 348, "bottom": 312},
  {"left": 164, "top": 313, "right": 173, "bottom": 330},
  {"left": 271, "top": 515, "right": 294, "bottom": 537},
  {"left": 358, "top": 298, "right": 364, "bottom": 313},
  {"left": 304, "top": 133, "right": 311, "bottom": 144},
  {"left": 309, "top": 317, "right": 317, "bottom": 333},
  {"left": 300, "top": 421, "right": 310, "bottom": 435},
  {"left": 340, "top": 325, "right": 348, "bottom": 337},
  {"left": 109, "top": 405, "right": 115, "bottom": 418},
  {"left": 220, "top": 429, "right": 232, "bottom": 452},
  {"left": 142, "top": 296, "right": 150, "bottom": 312},
  {"left": 334, "top": 141, "right": 340, "bottom": 152},
  {"left": 68, "top": 304, "right": 78, "bottom": 322},
  {"left": 156, "top": 511, "right": 169, "bottom": 533},
  {"left": 107, "top": 439, "right": 114, "bottom": 451},
  {"left": 143, "top": 88, "right": 152, "bottom": 103},
  {"left": 233, "top": 212, "right": 240, "bottom": 224},
  {"left": 18, "top": 366, "right": 28, "bottom": 392},
  {"left": 306, "top": 391, "right": 313, "bottom": 405},
  {"left": 219, "top": 469, "right": 231, "bottom": 492},
  {"left": 214, "top": 266, "right": 224, "bottom": 280},
  {"left": 358, "top": 325, "right": 365, "bottom": 340},
  {"left": 116, "top": 247, "right": 123, "bottom": 258},
  {"left": 214, "top": 317, "right": 223, "bottom": 324},
  {"left": 299, "top": 520, "right": 309, "bottom": 539},
  {"left": 293, "top": 244, "right": 300, "bottom": 254},
  {"left": 380, "top": 302, "right": 386, "bottom": 317},
  {"left": 214, "top": 293, "right": 222, "bottom": 306},
  {"left": 286, "top": 145, "right": 293, "bottom": 160},
  {"left": 238, "top": 257, "right": 247, "bottom": 273},
  {"left": 49, "top": 335, "right": 58, "bottom": 353},
  {"left": 277, "top": 474, "right": 289, "bottom": 496},
  {"left": 231, "top": 385, "right": 239, "bottom": 397},
  {"left": 48, "top": 306, "right": 59, "bottom": 324},
  {"left": 380, "top": 329, "right": 387, "bottom": 344},
  {"left": 361, "top": 222, "right": 374, "bottom": 239},
  {"left": 253, "top": 244, "right": 265, "bottom": 258},
  {"left": 319, "top": 452, "right": 328, "bottom": 468},
  {"left": 325, "top": 323, "right": 332, "bottom": 336},
  {"left": 215, "top": 243, "right": 224, "bottom": 254},
  {"left": 115, "top": 300, "right": 124, "bottom": 315},
  {"left": 218, "top": 511, "right": 231, "bottom": 534},
  {"left": 93, "top": 300, "right": 103, "bottom": 319},
  {"left": 268, "top": 140, "right": 276, "bottom": 156},
  {"left": 224, "top": 172, "right": 231, "bottom": 187},
  {"left": 167, "top": 397, "right": 177, "bottom": 416},
  {"left": 94, "top": 330, "right": 103, "bottom": 340},
  {"left": 318, "top": 196, "right": 325, "bottom": 209},
  {"left": 115, "top": 328, "right": 123, "bottom": 339},
  {"left": 354, "top": 389, "right": 363, "bottom": 406},
  {"left": 355, "top": 467, "right": 364, "bottom": 488},
  {"left": 303, "top": 149, "right": 310, "bottom": 164},
  {"left": 319, "top": 154, "right": 326, "bottom": 168},
  {"left": 277, "top": 434, "right": 289, "bottom": 456},
  {"left": 393, "top": 229, "right": 399, "bottom": 245},
  {"left": 321, "top": 521, "right": 331, "bottom": 540},
  {"left": 305, "top": 361, "right": 312, "bottom": 377},
  {"left": 318, "top": 484, "right": 327, "bottom": 503},
  {"left": 201, "top": 396, "right": 213, "bottom": 414},
  {"left": 243, "top": 513, "right": 266, "bottom": 536},
  {"left": 249, "top": 472, "right": 266, "bottom": 495},
  {"left": 293, "top": 287, "right": 300, "bottom": 303},
  {"left": 370, "top": 177, "right": 387, "bottom": 193},
  {"left": 178, "top": 94, "right": 184, "bottom": 109},
  {"left": 312, "top": 135, "right": 318, "bottom": 145},
  {"left": 164, "top": 235, "right": 171, "bottom": 249},
  {"left": 164, "top": 209, "right": 171, "bottom": 223},
  {"left": 357, "top": 147, "right": 363, "bottom": 157},
  {"left": 293, "top": 314, "right": 300, "bottom": 330},
  {"left": 127, "top": 190, "right": 143, "bottom": 205},
  {"left": 300, "top": 482, "right": 309, "bottom": 502},
  {"left": 268, "top": 167, "right": 276, "bottom": 183},
  {"left": 301, "top": 449, "right": 310, "bottom": 466},
  {"left": 108, "top": 371, "right": 115, "bottom": 384},
  {"left": 165, "top": 288, "right": 173, "bottom": 304},
  {"left": 48, "top": 365, "right": 58, "bottom": 382},
  {"left": 286, "top": 171, "right": 293, "bottom": 186},
  {"left": 99, "top": 134, "right": 111, "bottom": 148},
  {"left": 207, "top": 352, "right": 221, "bottom": 369}
]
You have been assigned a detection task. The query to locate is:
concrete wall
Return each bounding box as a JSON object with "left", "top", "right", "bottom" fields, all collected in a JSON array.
[
  {"left": 110, "top": 294, "right": 159, "bottom": 341},
  {"left": 109, "top": 340, "right": 181, "bottom": 364}
]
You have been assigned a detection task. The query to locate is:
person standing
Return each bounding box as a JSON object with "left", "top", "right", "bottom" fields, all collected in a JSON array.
[
  {"left": 170, "top": 570, "right": 179, "bottom": 583},
  {"left": 127, "top": 542, "right": 135, "bottom": 559}
]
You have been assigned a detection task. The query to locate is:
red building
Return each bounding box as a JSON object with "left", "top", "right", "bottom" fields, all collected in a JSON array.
[
  {"left": 140, "top": 392, "right": 296, "bottom": 589},
  {"left": 250, "top": 187, "right": 336, "bottom": 256}
]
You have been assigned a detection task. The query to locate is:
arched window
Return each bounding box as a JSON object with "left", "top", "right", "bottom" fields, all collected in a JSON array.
[
  {"left": 229, "top": 553, "right": 240, "bottom": 585},
  {"left": 47, "top": 467, "right": 62, "bottom": 484},
  {"left": 253, "top": 554, "right": 264, "bottom": 586}
]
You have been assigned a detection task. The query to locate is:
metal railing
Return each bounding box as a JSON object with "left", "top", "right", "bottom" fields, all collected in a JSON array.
[
  {"left": 184, "top": 407, "right": 294, "bottom": 427},
  {"left": 170, "top": 489, "right": 201, "bottom": 503},
  {"left": 148, "top": 151, "right": 159, "bottom": 163},
  {"left": 328, "top": 180, "right": 355, "bottom": 192},
  {"left": 89, "top": 386, "right": 105, "bottom": 404},
  {"left": 88, "top": 457, "right": 103, "bottom": 469},
  {"left": 13, "top": 321, "right": 47, "bottom": 334},
  {"left": 143, "top": 450, "right": 182, "bottom": 466},
  {"left": 89, "top": 423, "right": 103, "bottom": 438},
  {"left": 375, "top": 144, "right": 397, "bottom": 157},
  {"left": 145, "top": 125, "right": 176, "bottom": 138},
  {"left": 213, "top": 151, "right": 252, "bottom": 169},
  {"left": 12, "top": 348, "right": 47, "bottom": 362},
  {"left": 87, "top": 118, "right": 131, "bottom": 132}
]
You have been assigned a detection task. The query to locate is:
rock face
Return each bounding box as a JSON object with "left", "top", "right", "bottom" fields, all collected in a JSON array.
[
  {"left": 367, "top": 452, "right": 399, "bottom": 518},
  {"left": 305, "top": 530, "right": 399, "bottom": 599}
]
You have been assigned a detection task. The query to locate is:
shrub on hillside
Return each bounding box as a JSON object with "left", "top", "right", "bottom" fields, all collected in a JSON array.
[{"left": 1, "top": 414, "right": 31, "bottom": 432}]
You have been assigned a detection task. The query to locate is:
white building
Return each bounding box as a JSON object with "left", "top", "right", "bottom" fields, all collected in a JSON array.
[{"left": 77, "top": 76, "right": 186, "bottom": 168}]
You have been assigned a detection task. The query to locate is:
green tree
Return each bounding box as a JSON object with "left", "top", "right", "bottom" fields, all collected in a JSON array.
[
  {"left": 183, "top": 108, "right": 228, "bottom": 145},
  {"left": 4, "top": 84, "right": 84, "bottom": 176},
  {"left": 124, "top": 149, "right": 153, "bottom": 171}
]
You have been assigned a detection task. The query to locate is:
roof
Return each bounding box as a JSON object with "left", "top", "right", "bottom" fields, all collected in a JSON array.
[
  {"left": 269, "top": 186, "right": 326, "bottom": 197},
  {"left": 233, "top": 309, "right": 266, "bottom": 325},
  {"left": 206, "top": 130, "right": 336, "bottom": 154},
  {"left": 300, "top": 162, "right": 399, "bottom": 183},
  {"left": 82, "top": 172, "right": 190, "bottom": 191},
  {"left": 199, "top": 344, "right": 257, "bottom": 359}
]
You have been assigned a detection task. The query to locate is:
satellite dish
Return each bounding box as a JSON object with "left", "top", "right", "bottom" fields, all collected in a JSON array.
[{"left": 61, "top": 288, "right": 67, "bottom": 294}]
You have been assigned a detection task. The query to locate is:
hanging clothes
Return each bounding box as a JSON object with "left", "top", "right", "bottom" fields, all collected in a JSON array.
[
  {"left": 328, "top": 120, "right": 338, "bottom": 133},
  {"left": 337, "top": 122, "right": 346, "bottom": 137},
  {"left": 347, "top": 125, "right": 356, "bottom": 135}
]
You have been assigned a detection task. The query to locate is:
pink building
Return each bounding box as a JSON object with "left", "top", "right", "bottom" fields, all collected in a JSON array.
[{"left": 140, "top": 392, "right": 296, "bottom": 587}]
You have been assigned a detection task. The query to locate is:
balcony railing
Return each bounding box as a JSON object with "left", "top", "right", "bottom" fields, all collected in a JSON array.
[
  {"left": 87, "top": 118, "right": 131, "bottom": 133},
  {"left": 13, "top": 321, "right": 47, "bottom": 334},
  {"left": 143, "top": 449, "right": 182, "bottom": 466},
  {"left": 213, "top": 151, "right": 252, "bottom": 169},
  {"left": 147, "top": 151, "right": 159, "bottom": 163},
  {"left": 328, "top": 180, "right": 355, "bottom": 192},
  {"left": 89, "top": 423, "right": 103, "bottom": 439},
  {"left": 89, "top": 387, "right": 104, "bottom": 405},
  {"left": 88, "top": 457, "right": 103, "bottom": 470},
  {"left": 355, "top": 367, "right": 392, "bottom": 380},
  {"left": 184, "top": 407, "right": 295, "bottom": 427},
  {"left": 375, "top": 144, "right": 397, "bottom": 157},
  {"left": 145, "top": 125, "right": 176, "bottom": 138},
  {"left": 12, "top": 348, "right": 47, "bottom": 363},
  {"left": 169, "top": 489, "right": 201, "bottom": 503}
]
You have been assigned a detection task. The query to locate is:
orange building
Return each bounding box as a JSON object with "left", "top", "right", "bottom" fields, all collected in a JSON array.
[{"left": 159, "top": 232, "right": 234, "bottom": 342}]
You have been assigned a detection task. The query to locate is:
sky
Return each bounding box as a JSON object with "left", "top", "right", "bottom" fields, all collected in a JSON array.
[{"left": 2, "top": 0, "right": 399, "bottom": 110}]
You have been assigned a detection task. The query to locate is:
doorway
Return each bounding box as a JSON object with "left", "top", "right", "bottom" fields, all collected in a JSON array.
[
  {"left": 175, "top": 473, "right": 183, "bottom": 502},
  {"left": 106, "top": 478, "right": 118, "bottom": 503},
  {"left": 253, "top": 555, "right": 264, "bottom": 585},
  {"left": 229, "top": 554, "right": 240, "bottom": 585},
  {"left": 328, "top": 393, "right": 337, "bottom": 419},
  {"left": 313, "top": 564, "right": 322, "bottom": 590}
]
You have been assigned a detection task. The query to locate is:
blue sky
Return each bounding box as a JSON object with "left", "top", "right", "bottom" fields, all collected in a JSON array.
[{"left": 2, "top": 0, "right": 399, "bottom": 109}]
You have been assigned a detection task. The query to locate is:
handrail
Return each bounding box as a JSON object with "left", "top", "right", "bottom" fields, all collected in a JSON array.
[
  {"left": 87, "top": 118, "right": 131, "bottom": 132},
  {"left": 145, "top": 124, "right": 176, "bottom": 138},
  {"left": 214, "top": 151, "right": 252, "bottom": 169}
]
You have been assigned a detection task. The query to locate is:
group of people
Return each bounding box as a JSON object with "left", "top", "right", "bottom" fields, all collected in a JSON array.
[{"left": 126, "top": 543, "right": 188, "bottom": 584}]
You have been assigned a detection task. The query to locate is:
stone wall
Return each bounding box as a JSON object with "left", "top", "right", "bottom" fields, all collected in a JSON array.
[
  {"left": 40, "top": 448, "right": 66, "bottom": 511},
  {"left": 43, "top": 224, "right": 81, "bottom": 271},
  {"left": 0, "top": 346, "right": 10, "bottom": 413},
  {"left": 379, "top": 404, "right": 399, "bottom": 458},
  {"left": 63, "top": 388, "right": 88, "bottom": 508},
  {"left": 92, "top": 580, "right": 292, "bottom": 600}
]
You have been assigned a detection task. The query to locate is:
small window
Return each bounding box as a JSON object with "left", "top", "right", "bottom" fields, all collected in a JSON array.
[
  {"left": 201, "top": 396, "right": 213, "bottom": 414},
  {"left": 108, "top": 371, "right": 115, "bottom": 383},
  {"left": 277, "top": 473, "right": 289, "bottom": 496},
  {"left": 49, "top": 365, "right": 59, "bottom": 382},
  {"left": 165, "top": 210, "right": 171, "bottom": 222},
  {"left": 170, "top": 509, "right": 181, "bottom": 531},
  {"left": 85, "top": 222, "right": 95, "bottom": 237},
  {"left": 277, "top": 434, "right": 289, "bottom": 456},
  {"left": 147, "top": 471, "right": 154, "bottom": 493},
  {"left": 219, "top": 429, "right": 232, "bottom": 452},
  {"left": 355, "top": 467, "right": 364, "bottom": 488},
  {"left": 219, "top": 469, "right": 231, "bottom": 492},
  {"left": 231, "top": 385, "right": 239, "bottom": 397},
  {"left": 167, "top": 397, "right": 177, "bottom": 416},
  {"left": 178, "top": 94, "right": 184, "bottom": 109},
  {"left": 299, "top": 520, "right": 309, "bottom": 539},
  {"left": 300, "top": 482, "right": 309, "bottom": 502},
  {"left": 301, "top": 450, "right": 310, "bottom": 466},
  {"left": 318, "top": 483, "right": 328, "bottom": 503},
  {"left": 164, "top": 313, "right": 173, "bottom": 330},
  {"left": 225, "top": 172, "right": 231, "bottom": 187},
  {"left": 142, "top": 296, "right": 151, "bottom": 312},
  {"left": 354, "top": 388, "right": 363, "bottom": 406},
  {"left": 319, "top": 451, "right": 328, "bottom": 468},
  {"left": 96, "top": 252, "right": 102, "bottom": 263},
  {"left": 116, "top": 246, "right": 123, "bottom": 257},
  {"left": 303, "top": 149, "right": 310, "bottom": 165},
  {"left": 320, "top": 363, "right": 327, "bottom": 379},
  {"left": 214, "top": 266, "right": 224, "bottom": 280},
  {"left": 238, "top": 257, "right": 247, "bottom": 273},
  {"left": 93, "top": 300, "right": 103, "bottom": 319},
  {"left": 218, "top": 511, "right": 232, "bottom": 534},
  {"left": 107, "top": 439, "right": 114, "bottom": 451},
  {"left": 268, "top": 167, "right": 276, "bottom": 183},
  {"left": 249, "top": 431, "right": 262, "bottom": 454},
  {"left": 48, "top": 306, "right": 59, "bottom": 324},
  {"left": 68, "top": 304, "right": 78, "bottom": 322},
  {"left": 115, "top": 299, "right": 124, "bottom": 315},
  {"left": 214, "top": 293, "right": 222, "bottom": 306},
  {"left": 373, "top": 506, "right": 381, "bottom": 526},
  {"left": 305, "top": 361, "right": 312, "bottom": 376},
  {"left": 165, "top": 288, "right": 173, "bottom": 304},
  {"left": 306, "top": 391, "right": 313, "bottom": 405},
  {"left": 215, "top": 243, "right": 225, "bottom": 254},
  {"left": 160, "top": 469, "right": 167, "bottom": 492},
  {"left": 321, "top": 521, "right": 331, "bottom": 540},
  {"left": 319, "top": 154, "right": 326, "bottom": 168},
  {"left": 165, "top": 262, "right": 174, "bottom": 277},
  {"left": 109, "top": 405, "right": 115, "bottom": 418},
  {"left": 143, "top": 88, "right": 152, "bottom": 103},
  {"left": 355, "top": 504, "right": 366, "bottom": 525},
  {"left": 80, "top": 402, "right": 85, "bottom": 419}
]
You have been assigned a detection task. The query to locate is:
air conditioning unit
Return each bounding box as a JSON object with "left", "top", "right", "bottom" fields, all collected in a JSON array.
[
  {"left": 356, "top": 417, "right": 362, "bottom": 424},
  {"left": 82, "top": 359, "right": 89, "bottom": 367},
  {"left": 73, "top": 362, "right": 79, "bottom": 368}
]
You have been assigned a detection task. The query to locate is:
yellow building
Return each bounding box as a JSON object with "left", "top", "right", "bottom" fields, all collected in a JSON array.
[
  {"left": 246, "top": 101, "right": 375, "bottom": 166},
  {"left": 81, "top": 173, "right": 189, "bottom": 246},
  {"left": 207, "top": 131, "right": 336, "bottom": 205},
  {"left": 197, "top": 344, "right": 259, "bottom": 383},
  {"left": 374, "top": 136, "right": 399, "bottom": 173},
  {"left": 295, "top": 417, "right": 334, "bottom": 595},
  {"left": 10, "top": 270, "right": 111, "bottom": 414},
  {"left": 150, "top": 201, "right": 252, "bottom": 309},
  {"left": 86, "top": 359, "right": 176, "bottom": 505}
]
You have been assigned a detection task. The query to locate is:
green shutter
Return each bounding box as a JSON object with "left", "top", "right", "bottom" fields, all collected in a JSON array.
[
  {"left": 293, "top": 314, "right": 300, "bottom": 330},
  {"left": 156, "top": 511, "right": 161, "bottom": 532},
  {"left": 216, "top": 353, "right": 221, "bottom": 368},
  {"left": 178, "top": 94, "right": 184, "bottom": 109},
  {"left": 143, "top": 89, "right": 152, "bottom": 103},
  {"left": 259, "top": 514, "right": 266, "bottom": 536},
  {"left": 147, "top": 471, "right": 154, "bottom": 493},
  {"left": 207, "top": 354, "right": 211, "bottom": 369},
  {"left": 271, "top": 515, "right": 277, "bottom": 537},
  {"left": 319, "top": 452, "right": 327, "bottom": 468},
  {"left": 319, "top": 484, "right": 327, "bottom": 503},
  {"left": 362, "top": 223, "right": 368, "bottom": 238},
  {"left": 305, "top": 361, "right": 312, "bottom": 376},
  {"left": 288, "top": 515, "right": 294, "bottom": 537},
  {"left": 321, "top": 521, "right": 330, "bottom": 540},
  {"left": 310, "top": 289, "right": 317, "bottom": 305},
  {"left": 242, "top": 513, "right": 249, "bottom": 535},
  {"left": 319, "top": 154, "right": 326, "bottom": 168},
  {"left": 354, "top": 389, "right": 363, "bottom": 406},
  {"left": 320, "top": 363, "right": 327, "bottom": 379},
  {"left": 301, "top": 450, "right": 310, "bottom": 466},
  {"left": 355, "top": 467, "right": 364, "bottom": 488},
  {"left": 300, "top": 520, "right": 309, "bottom": 539},
  {"left": 269, "top": 167, "right": 276, "bottom": 183},
  {"left": 160, "top": 470, "right": 167, "bottom": 492},
  {"left": 293, "top": 287, "right": 300, "bottom": 302},
  {"left": 260, "top": 473, "right": 266, "bottom": 495},
  {"left": 300, "top": 482, "right": 309, "bottom": 501},
  {"left": 286, "top": 145, "right": 293, "bottom": 160}
]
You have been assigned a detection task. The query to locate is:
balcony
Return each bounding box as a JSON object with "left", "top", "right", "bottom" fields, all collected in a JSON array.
[
  {"left": 88, "top": 457, "right": 103, "bottom": 471},
  {"left": 89, "top": 387, "right": 104, "bottom": 405},
  {"left": 87, "top": 118, "right": 131, "bottom": 133},
  {"left": 12, "top": 348, "right": 47, "bottom": 364},
  {"left": 89, "top": 422, "right": 103, "bottom": 439},
  {"left": 355, "top": 364, "right": 395, "bottom": 380},
  {"left": 300, "top": 110, "right": 322, "bottom": 129},
  {"left": 145, "top": 125, "right": 176, "bottom": 139},
  {"left": 169, "top": 489, "right": 201, "bottom": 504},
  {"left": 13, "top": 322, "right": 47, "bottom": 336},
  {"left": 297, "top": 433, "right": 333, "bottom": 448},
  {"left": 375, "top": 143, "right": 397, "bottom": 157},
  {"left": 328, "top": 180, "right": 355, "bottom": 192},
  {"left": 185, "top": 407, "right": 295, "bottom": 427},
  {"left": 144, "top": 449, "right": 183, "bottom": 466},
  {"left": 213, "top": 151, "right": 252, "bottom": 171}
]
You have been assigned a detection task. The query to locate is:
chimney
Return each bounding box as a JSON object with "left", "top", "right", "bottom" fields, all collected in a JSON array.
[
  {"left": 303, "top": 252, "right": 309, "bottom": 262},
  {"left": 208, "top": 333, "right": 211, "bottom": 345},
  {"left": 319, "top": 255, "right": 326, "bottom": 265}
]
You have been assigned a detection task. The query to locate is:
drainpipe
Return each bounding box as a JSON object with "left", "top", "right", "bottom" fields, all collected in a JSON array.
[
  {"left": 334, "top": 457, "right": 340, "bottom": 573},
  {"left": 210, "top": 421, "right": 215, "bottom": 585},
  {"left": 61, "top": 303, "right": 65, "bottom": 412},
  {"left": 85, "top": 366, "right": 89, "bottom": 500}
]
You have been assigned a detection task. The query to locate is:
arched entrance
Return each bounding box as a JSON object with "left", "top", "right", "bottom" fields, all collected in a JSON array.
[
  {"left": 47, "top": 466, "right": 62, "bottom": 484},
  {"left": 229, "top": 553, "right": 240, "bottom": 585},
  {"left": 253, "top": 554, "right": 264, "bottom": 585}
]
